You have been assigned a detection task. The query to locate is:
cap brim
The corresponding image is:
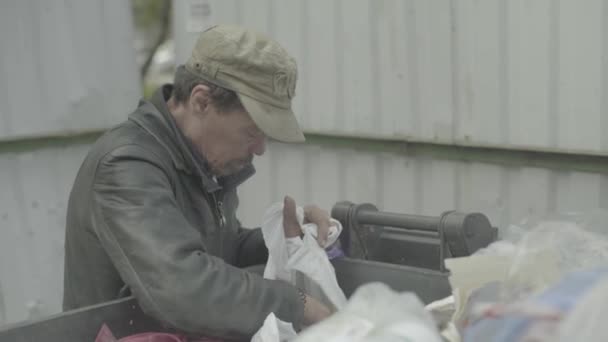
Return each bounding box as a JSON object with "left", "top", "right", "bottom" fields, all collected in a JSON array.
[{"left": 238, "top": 93, "right": 305, "bottom": 143}]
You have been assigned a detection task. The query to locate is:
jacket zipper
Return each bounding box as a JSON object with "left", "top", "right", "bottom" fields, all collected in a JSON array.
[
  {"left": 210, "top": 192, "right": 226, "bottom": 227},
  {"left": 217, "top": 197, "right": 226, "bottom": 227},
  {"left": 211, "top": 191, "right": 226, "bottom": 256}
]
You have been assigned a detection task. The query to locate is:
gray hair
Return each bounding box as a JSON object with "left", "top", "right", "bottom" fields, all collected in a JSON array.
[{"left": 172, "top": 65, "right": 243, "bottom": 112}]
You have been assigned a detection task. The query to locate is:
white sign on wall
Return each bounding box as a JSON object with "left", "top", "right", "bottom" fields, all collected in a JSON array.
[{"left": 186, "top": 0, "right": 216, "bottom": 33}]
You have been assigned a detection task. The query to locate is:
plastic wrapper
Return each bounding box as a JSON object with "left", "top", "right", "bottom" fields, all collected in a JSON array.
[
  {"left": 293, "top": 283, "right": 443, "bottom": 342},
  {"left": 501, "top": 218, "right": 608, "bottom": 302},
  {"left": 445, "top": 210, "right": 608, "bottom": 341},
  {"left": 252, "top": 202, "right": 347, "bottom": 342},
  {"left": 556, "top": 272, "right": 608, "bottom": 341},
  {"left": 463, "top": 268, "right": 608, "bottom": 341}
]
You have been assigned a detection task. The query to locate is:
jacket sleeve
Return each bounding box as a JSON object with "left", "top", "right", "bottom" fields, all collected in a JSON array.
[
  {"left": 235, "top": 227, "right": 268, "bottom": 268},
  {"left": 90, "top": 145, "right": 304, "bottom": 338}
]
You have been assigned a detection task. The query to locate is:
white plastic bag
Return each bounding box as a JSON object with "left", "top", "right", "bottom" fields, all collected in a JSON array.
[
  {"left": 261, "top": 202, "right": 346, "bottom": 310},
  {"left": 251, "top": 201, "right": 347, "bottom": 342},
  {"left": 293, "top": 283, "right": 443, "bottom": 342},
  {"left": 251, "top": 313, "right": 297, "bottom": 342},
  {"left": 557, "top": 270, "right": 608, "bottom": 341},
  {"left": 444, "top": 210, "right": 608, "bottom": 341}
]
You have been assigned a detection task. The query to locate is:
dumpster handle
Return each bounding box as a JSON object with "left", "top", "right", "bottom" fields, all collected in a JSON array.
[{"left": 332, "top": 201, "right": 452, "bottom": 271}]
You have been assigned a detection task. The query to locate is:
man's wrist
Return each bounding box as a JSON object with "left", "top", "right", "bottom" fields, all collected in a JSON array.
[
  {"left": 290, "top": 287, "right": 307, "bottom": 332},
  {"left": 297, "top": 287, "right": 307, "bottom": 307}
]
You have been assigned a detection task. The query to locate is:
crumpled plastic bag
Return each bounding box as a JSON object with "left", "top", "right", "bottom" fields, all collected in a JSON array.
[
  {"left": 250, "top": 313, "right": 297, "bottom": 342},
  {"left": 252, "top": 201, "right": 347, "bottom": 342},
  {"left": 425, "top": 294, "right": 455, "bottom": 329},
  {"left": 261, "top": 201, "right": 347, "bottom": 310},
  {"left": 442, "top": 210, "right": 608, "bottom": 341},
  {"left": 556, "top": 270, "right": 608, "bottom": 341},
  {"left": 502, "top": 220, "right": 608, "bottom": 301},
  {"left": 463, "top": 268, "right": 608, "bottom": 342},
  {"left": 293, "top": 283, "right": 443, "bottom": 342},
  {"left": 262, "top": 202, "right": 343, "bottom": 285}
]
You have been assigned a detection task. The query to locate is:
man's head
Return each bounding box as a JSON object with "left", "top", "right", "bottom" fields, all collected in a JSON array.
[
  {"left": 168, "top": 25, "right": 304, "bottom": 177},
  {"left": 169, "top": 66, "right": 264, "bottom": 176}
]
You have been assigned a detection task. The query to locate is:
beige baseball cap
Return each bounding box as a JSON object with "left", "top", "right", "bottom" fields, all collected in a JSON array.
[{"left": 185, "top": 25, "right": 305, "bottom": 143}]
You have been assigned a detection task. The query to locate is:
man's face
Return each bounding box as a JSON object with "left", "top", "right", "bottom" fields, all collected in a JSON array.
[{"left": 196, "top": 103, "right": 267, "bottom": 177}]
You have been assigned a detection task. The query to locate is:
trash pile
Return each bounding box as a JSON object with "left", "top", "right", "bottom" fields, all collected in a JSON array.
[
  {"left": 256, "top": 208, "right": 608, "bottom": 341},
  {"left": 433, "top": 210, "right": 608, "bottom": 342},
  {"left": 96, "top": 209, "right": 608, "bottom": 341}
]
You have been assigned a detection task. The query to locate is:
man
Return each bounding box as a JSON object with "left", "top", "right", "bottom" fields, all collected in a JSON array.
[{"left": 63, "top": 25, "right": 333, "bottom": 339}]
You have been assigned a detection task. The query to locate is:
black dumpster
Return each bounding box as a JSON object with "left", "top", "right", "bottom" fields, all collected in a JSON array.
[
  {"left": 0, "top": 202, "right": 496, "bottom": 341},
  {"left": 0, "top": 258, "right": 452, "bottom": 342}
]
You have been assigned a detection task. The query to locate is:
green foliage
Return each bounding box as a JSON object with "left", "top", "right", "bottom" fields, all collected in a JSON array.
[
  {"left": 143, "top": 82, "right": 157, "bottom": 100},
  {"left": 131, "top": 0, "right": 169, "bottom": 31}
]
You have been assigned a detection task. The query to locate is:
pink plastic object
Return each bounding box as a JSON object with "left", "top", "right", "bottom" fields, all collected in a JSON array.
[{"left": 94, "top": 324, "right": 224, "bottom": 342}]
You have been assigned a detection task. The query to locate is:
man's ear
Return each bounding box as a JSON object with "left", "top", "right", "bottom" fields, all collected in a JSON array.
[{"left": 189, "top": 84, "right": 211, "bottom": 114}]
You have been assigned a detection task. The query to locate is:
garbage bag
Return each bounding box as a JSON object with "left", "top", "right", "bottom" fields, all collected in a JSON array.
[
  {"left": 556, "top": 271, "right": 608, "bottom": 341},
  {"left": 250, "top": 313, "right": 297, "bottom": 342},
  {"left": 463, "top": 268, "right": 608, "bottom": 342},
  {"left": 293, "top": 283, "right": 443, "bottom": 342},
  {"left": 445, "top": 210, "right": 608, "bottom": 341},
  {"left": 251, "top": 201, "right": 347, "bottom": 342}
]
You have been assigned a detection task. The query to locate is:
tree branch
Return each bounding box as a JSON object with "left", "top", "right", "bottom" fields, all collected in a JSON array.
[{"left": 140, "top": 0, "right": 171, "bottom": 80}]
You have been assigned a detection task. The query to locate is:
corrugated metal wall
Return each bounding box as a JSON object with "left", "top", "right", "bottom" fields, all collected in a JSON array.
[
  {"left": 0, "top": 142, "right": 92, "bottom": 324},
  {"left": 171, "top": 0, "right": 608, "bottom": 226},
  {"left": 171, "top": 0, "right": 608, "bottom": 228},
  {"left": 0, "top": 0, "right": 139, "bottom": 325},
  {"left": 237, "top": 141, "right": 608, "bottom": 229},
  {"left": 175, "top": 0, "right": 608, "bottom": 155},
  {"left": 0, "top": 0, "right": 140, "bottom": 140}
]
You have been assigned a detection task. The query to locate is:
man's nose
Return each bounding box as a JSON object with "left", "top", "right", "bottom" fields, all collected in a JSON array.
[{"left": 251, "top": 136, "right": 266, "bottom": 156}]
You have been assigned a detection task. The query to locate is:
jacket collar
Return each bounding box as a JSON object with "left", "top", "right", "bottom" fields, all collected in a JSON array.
[{"left": 128, "top": 85, "right": 255, "bottom": 192}]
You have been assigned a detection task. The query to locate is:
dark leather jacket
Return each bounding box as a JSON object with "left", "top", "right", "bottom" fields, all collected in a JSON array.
[{"left": 62, "top": 85, "right": 303, "bottom": 339}]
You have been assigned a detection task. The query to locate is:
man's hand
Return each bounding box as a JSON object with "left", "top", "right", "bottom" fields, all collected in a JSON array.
[
  {"left": 283, "top": 196, "right": 302, "bottom": 238},
  {"left": 282, "top": 196, "right": 333, "bottom": 247},
  {"left": 283, "top": 197, "right": 334, "bottom": 326},
  {"left": 302, "top": 294, "right": 333, "bottom": 326},
  {"left": 303, "top": 204, "right": 332, "bottom": 247}
]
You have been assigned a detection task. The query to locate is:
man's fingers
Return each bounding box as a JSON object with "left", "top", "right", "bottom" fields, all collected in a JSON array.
[
  {"left": 286, "top": 200, "right": 332, "bottom": 245},
  {"left": 304, "top": 205, "right": 331, "bottom": 246},
  {"left": 316, "top": 219, "right": 330, "bottom": 246},
  {"left": 283, "top": 196, "right": 301, "bottom": 238}
]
